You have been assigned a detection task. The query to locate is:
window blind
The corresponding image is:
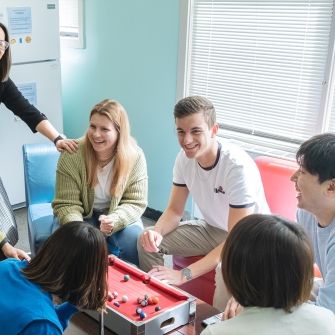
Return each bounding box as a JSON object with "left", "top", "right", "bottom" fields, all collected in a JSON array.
[{"left": 186, "top": 0, "right": 334, "bottom": 145}]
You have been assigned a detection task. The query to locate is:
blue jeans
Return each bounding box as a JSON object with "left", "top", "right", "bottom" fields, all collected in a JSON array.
[{"left": 53, "top": 212, "right": 143, "bottom": 266}]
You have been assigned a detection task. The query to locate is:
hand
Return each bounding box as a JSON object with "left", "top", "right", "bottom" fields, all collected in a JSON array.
[
  {"left": 140, "top": 230, "right": 163, "bottom": 252},
  {"left": 224, "top": 296, "right": 243, "bottom": 320},
  {"left": 99, "top": 215, "right": 114, "bottom": 235},
  {"left": 2, "top": 242, "right": 31, "bottom": 261},
  {"left": 55, "top": 138, "right": 78, "bottom": 153},
  {"left": 148, "top": 266, "right": 184, "bottom": 285}
]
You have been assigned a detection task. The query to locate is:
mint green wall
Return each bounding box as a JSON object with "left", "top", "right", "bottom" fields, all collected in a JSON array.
[{"left": 61, "top": 1, "right": 181, "bottom": 211}]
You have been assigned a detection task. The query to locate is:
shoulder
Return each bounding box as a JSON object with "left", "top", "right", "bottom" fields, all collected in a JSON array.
[
  {"left": 58, "top": 138, "right": 85, "bottom": 166},
  {"left": 20, "top": 320, "right": 62, "bottom": 335},
  {"left": 174, "top": 149, "right": 193, "bottom": 168},
  {"left": 217, "top": 138, "right": 254, "bottom": 167},
  {"left": 0, "top": 77, "right": 16, "bottom": 93},
  {"left": 296, "top": 303, "right": 335, "bottom": 328},
  {"left": 296, "top": 209, "right": 316, "bottom": 229}
]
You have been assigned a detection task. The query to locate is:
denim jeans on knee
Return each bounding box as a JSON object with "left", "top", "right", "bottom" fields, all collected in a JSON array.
[{"left": 86, "top": 209, "right": 143, "bottom": 266}]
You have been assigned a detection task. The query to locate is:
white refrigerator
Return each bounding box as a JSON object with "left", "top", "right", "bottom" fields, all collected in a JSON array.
[{"left": 0, "top": 0, "right": 63, "bottom": 205}]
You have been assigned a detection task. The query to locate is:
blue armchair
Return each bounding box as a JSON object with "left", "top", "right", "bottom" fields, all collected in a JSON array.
[{"left": 22, "top": 143, "right": 59, "bottom": 256}]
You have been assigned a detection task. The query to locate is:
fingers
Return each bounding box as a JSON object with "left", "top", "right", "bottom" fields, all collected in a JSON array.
[
  {"left": 141, "top": 230, "right": 161, "bottom": 252},
  {"left": 17, "top": 249, "right": 31, "bottom": 262},
  {"left": 56, "top": 139, "right": 78, "bottom": 153},
  {"left": 99, "top": 215, "right": 113, "bottom": 234},
  {"left": 147, "top": 266, "right": 182, "bottom": 285},
  {"left": 224, "top": 297, "right": 242, "bottom": 320}
]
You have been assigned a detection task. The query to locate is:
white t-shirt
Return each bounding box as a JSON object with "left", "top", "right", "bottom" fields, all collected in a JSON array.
[
  {"left": 93, "top": 160, "right": 113, "bottom": 210},
  {"left": 201, "top": 303, "right": 335, "bottom": 335},
  {"left": 173, "top": 138, "right": 269, "bottom": 231}
]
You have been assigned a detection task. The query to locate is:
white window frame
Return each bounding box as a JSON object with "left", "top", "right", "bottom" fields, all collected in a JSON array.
[
  {"left": 59, "top": 0, "right": 84, "bottom": 49},
  {"left": 177, "top": 0, "right": 335, "bottom": 158}
]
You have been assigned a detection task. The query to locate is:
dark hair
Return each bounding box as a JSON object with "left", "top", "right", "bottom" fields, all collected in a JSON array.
[
  {"left": 221, "top": 214, "right": 313, "bottom": 312},
  {"left": 22, "top": 222, "right": 108, "bottom": 310},
  {"left": 174, "top": 96, "right": 216, "bottom": 127},
  {"left": 296, "top": 133, "right": 335, "bottom": 183},
  {"left": 0, "top": 22, "right": 12, "bottom": 82}
]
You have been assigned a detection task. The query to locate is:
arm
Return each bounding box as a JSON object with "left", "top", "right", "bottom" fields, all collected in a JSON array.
[
  {"left": 0, "top": 230, "right": 30, "bottom": 261},
  {"left": 52, "top": 151, "right": 85, "bottom": 224},
  {"left": 54, "top": 302, "right": 78, "bottom": 330},
  {"left": 2, "top": 78, "right": 77, "bottom": 153},
  {"left": 179, "top": 206, "right": 254, "bottom": 284},
  {"left": 1, "top": 241, "right": 31, "bottom": 261},
  {"left": 315, "top": 242, "right": 335, "bottom": 313},
  {"left": 102, "top": 151, "right": 148, "bottom": 234},
  {"left": 140, "top": 184, "right": 189, "bottom": 252},
  {"left": 35, "top": 120, "right": 78, "bottom": 153}
]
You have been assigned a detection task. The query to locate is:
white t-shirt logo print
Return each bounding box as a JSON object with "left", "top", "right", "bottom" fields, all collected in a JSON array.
[{"left": 214, "top": 186, "right": 225, "bottom": 194}]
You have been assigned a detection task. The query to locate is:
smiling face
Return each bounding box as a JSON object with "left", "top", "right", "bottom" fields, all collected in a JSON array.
[
  {"left": 0, "top": 27, "right": 6, "bottom": 60},
  {"left": 291, "top": 166, "right": 328, "bottom": 214},
  {"left": 87, "top": 113, "right": 119, "bottom": 159},
  {"left": 175, "top": 112, "right": 218, "bottom": 165}
]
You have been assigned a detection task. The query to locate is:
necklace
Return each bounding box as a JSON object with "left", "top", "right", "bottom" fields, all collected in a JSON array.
[{"left": 97, "top": 155, "right": 113, "bottom": 168}]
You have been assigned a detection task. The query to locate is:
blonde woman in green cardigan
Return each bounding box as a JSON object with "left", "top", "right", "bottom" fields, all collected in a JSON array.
[{"left": 52, "top": 99, "right": 148, "bottom": 266}]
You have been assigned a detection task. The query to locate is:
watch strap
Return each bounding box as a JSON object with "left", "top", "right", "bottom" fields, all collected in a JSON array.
[{"left": 53, "top": 135, "right": 64, "bottom": 146}]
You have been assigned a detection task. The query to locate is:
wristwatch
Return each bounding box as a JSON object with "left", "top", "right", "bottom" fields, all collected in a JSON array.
[
  {"left": 181, "top": 267, "right": 193, "bottom": 281},
  {"left": 53, "top": 134, "right": 66, "bottom": 146}
]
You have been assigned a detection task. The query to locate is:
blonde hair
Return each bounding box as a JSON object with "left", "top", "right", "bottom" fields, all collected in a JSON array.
[{"left": 84, "top": 99, "right": 137, "bottom": 197}]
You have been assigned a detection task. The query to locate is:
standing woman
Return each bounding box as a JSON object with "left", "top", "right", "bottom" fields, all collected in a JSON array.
[
  {"left": 0, "top": 222, "right": 108, "bottom": 334},
  {"left": 0, "top": 22, "right": 78, "bottom": 260},
  {"left": 53, "top": 99, "right": 148, "bottom": 266}
]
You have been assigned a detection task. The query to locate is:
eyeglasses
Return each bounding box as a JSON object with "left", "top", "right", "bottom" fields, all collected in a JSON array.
[{"left": 0, "top": 40, "right": 9, "bottom": 51}]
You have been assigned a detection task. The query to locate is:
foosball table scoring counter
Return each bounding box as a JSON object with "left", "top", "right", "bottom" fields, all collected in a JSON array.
[{"left": 85, "top": 256, "right": 196, "bottom": 335}]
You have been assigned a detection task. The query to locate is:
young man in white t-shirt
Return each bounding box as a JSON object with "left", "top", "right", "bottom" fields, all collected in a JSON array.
[{"left": 137, "top": 96, "right": 269, "bottom": 310}]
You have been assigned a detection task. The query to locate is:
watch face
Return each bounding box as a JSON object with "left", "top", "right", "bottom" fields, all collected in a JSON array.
[{"left": 182, "top": 268, "right": 192, "bottom": 281}]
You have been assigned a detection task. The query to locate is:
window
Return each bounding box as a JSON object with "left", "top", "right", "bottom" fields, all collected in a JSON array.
[
  {"left": 178, "top": 0, "right": 335, "bottom": 155},
  {"left": 59, "top": 0, "right": 84, "bottom": 48}
]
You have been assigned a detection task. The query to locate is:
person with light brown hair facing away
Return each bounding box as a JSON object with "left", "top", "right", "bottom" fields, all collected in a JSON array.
[
  {"left": 201, "top": 214, "right": 335, "bottom": 335},
  {"left": 0, "top": 222, "right": 108, "bottom": 335},
  {"left": 53, "top": 99, "right": 148, "bottom": 266}
]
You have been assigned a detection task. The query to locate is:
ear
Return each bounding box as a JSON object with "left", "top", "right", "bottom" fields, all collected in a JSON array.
[
  {"left": 211, "top": 123, "right": 219, "bottom": 137},
  {"left": 326, "top": 179, "right": 335, "bottom": 196}
]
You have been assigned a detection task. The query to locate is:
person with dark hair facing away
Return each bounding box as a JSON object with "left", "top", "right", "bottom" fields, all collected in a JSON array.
[
  {"left": 291, "top": 132, "right": 335, "bottom": 313},
  {"left": 201, "top": 214, "right": 335, "bottom": 335},
  {"left": 0, "top": 22, "right": 78, "bottom": 260},
  {"left": 0, "top": 222, "right": 108, "bottom": 335}
]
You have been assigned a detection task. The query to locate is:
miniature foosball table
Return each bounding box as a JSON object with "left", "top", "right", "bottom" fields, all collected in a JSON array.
[{"left": 85, "top": 256, "right": 196, "bottom": 335}]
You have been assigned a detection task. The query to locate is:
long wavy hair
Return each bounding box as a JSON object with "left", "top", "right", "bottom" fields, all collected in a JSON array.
[
  {"left": 84, "top": 99, "right": 137, "bottom": 197},
  {"left": 22, "top": 222, "right": 108, "bottom": 310},
  {"left": 0, "top": 22, "right": 12, "bottom": 82}
]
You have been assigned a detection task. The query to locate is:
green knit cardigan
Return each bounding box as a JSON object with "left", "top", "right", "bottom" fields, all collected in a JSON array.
[{"left": 52, "top": 141, "right": 148, "bottom": 233}]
